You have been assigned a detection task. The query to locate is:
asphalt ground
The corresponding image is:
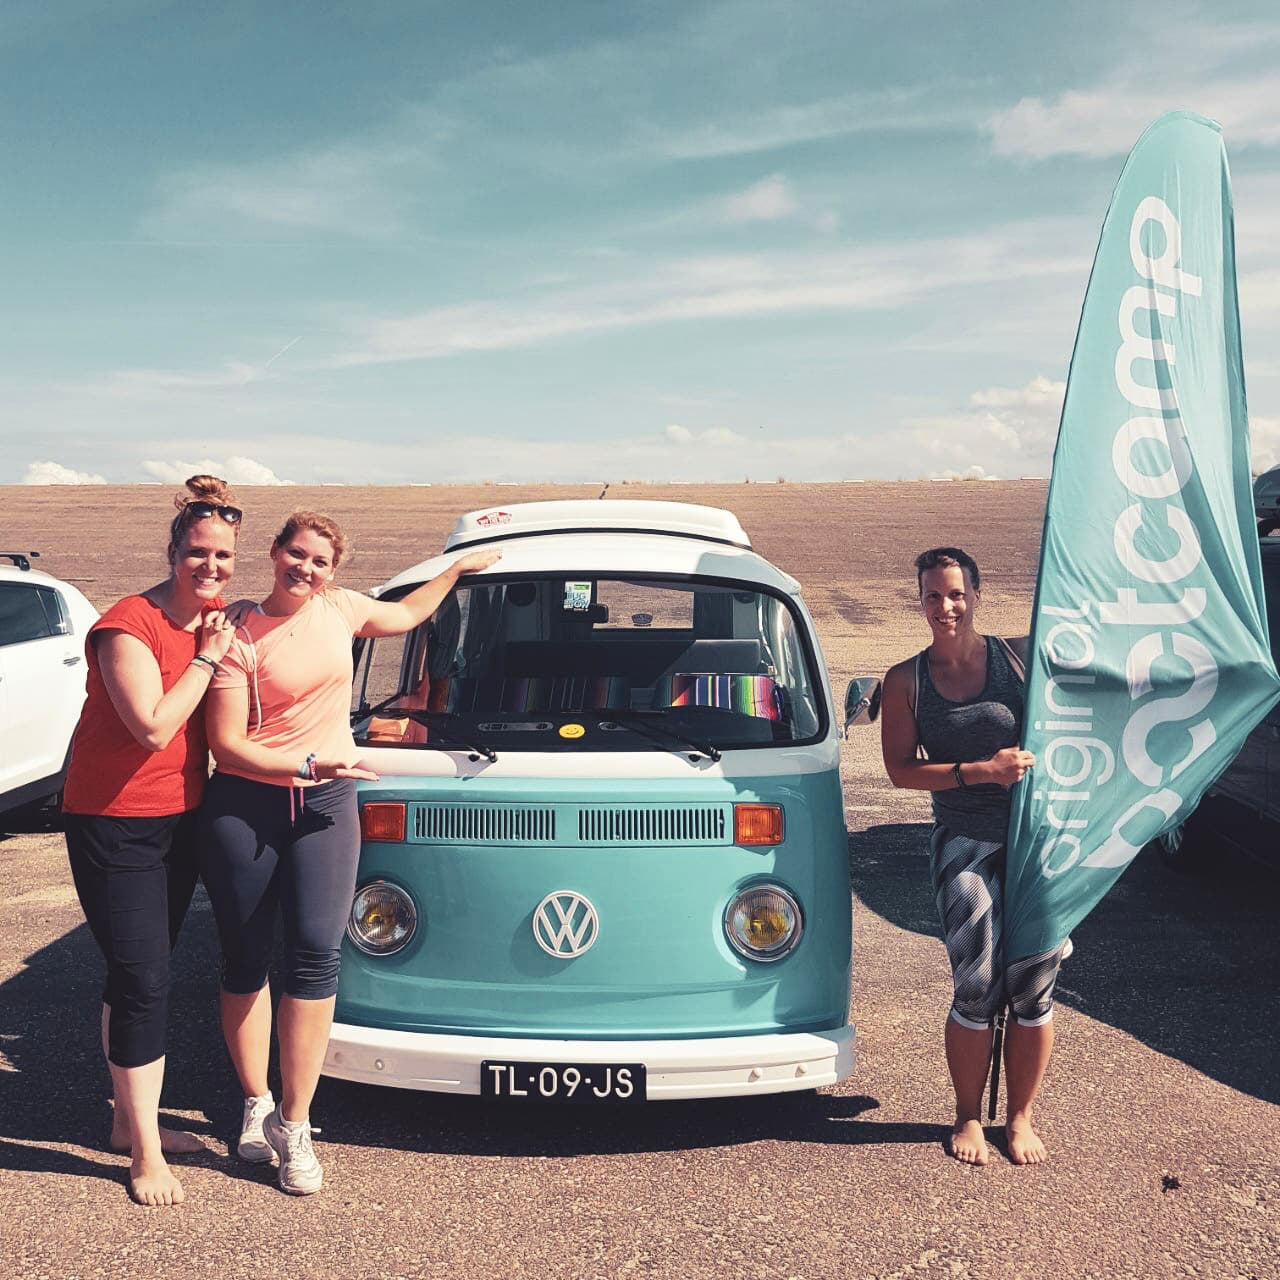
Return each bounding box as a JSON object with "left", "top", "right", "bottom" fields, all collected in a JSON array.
[{"left": 0, "top": 484, "right": 1277, "bottom": 1279}]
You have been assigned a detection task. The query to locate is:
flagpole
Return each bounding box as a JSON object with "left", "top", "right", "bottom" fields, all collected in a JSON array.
[{"left": 986, "top": 1004, "right": 1008, "bottom": 1124}]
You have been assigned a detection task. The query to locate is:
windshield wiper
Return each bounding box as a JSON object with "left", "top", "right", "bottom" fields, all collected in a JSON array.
[
  {"left": 597, "top": 709, "right": 722, "bottom": 763},
  {"left": 355, "top": 698, "right": 498, "bottom": 762}
]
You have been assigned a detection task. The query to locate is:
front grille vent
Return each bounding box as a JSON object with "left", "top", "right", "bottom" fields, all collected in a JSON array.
[
  {"left": 413, "top": 805, "right": 557, "bottom": 844},
  {"left": 577, "top": 805, "right": 729, "bottom": 846}
]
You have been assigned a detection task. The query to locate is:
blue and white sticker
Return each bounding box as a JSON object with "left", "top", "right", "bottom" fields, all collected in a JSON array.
[{"left": 564, "top": 581, "right": 592, "bottom": 611}]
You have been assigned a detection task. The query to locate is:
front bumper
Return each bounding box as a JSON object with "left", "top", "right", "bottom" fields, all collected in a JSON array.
[{"left": 323, "top": 1022, "right": 856, "bottom": 1100}]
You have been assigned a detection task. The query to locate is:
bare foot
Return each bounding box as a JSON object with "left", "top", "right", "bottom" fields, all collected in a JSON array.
[
  {"left": 948, "top": 1119, "right": 990, "bottom": 1166},
  {"left": 129, "top": 1155, "right": 185, "bottom": 1207},
  {"left": 1006, "top": 1115, "right": 1047, "bottom": 1165},
  {"left": 110, "top": 1124, "right": 205, "bottom": 1155}
]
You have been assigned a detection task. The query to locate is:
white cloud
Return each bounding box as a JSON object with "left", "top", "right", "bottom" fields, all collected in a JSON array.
[
  {"left": 656, "top": 86, "right": 968, "bottom": 160},
  {"left": 903, "top": 376, "right": 1067, "bottom": 478},
  {"left": 86, "top": 427, "right": 861, "bottom": 485},
  {"left": 21, "top": 460, "right": 107, "bottom": 485},
  {"left": 723, "top": 174, "right": 798, "bottom": 223},
  {"left": 933, "top": 465, "right": 1000, "bottom": 481},
  {"left": 662, "top": 424, "right": 742, "bottom": 449},
  {"left": 986, "top": 66, "right": 1280, "bottom": 161},
  {"left": 103, "top": 364, "right": 260, "bottom": 397},
  {"left": 970, "top": 376, "right": 1067, "bottom": 411},
  {"left": 703, "top": 427, "right": 741, "bottom": 447},
  {"left": 144, "top": 135, "right": 432, "bottom": 240},
  {"left": 140, "top": 456, "right": 296, "bottom": 486},
  {"left": 331, "top": 219, "right": 1091, "bottom": 368},
  {"left": 1252, "top": 415, "right": 1280, "bottom": 471}
]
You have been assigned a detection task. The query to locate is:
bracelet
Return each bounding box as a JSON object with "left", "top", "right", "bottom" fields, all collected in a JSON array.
[
  {"left": 299, "top": 752, "right": 318, "bottom": 781},
  {"left": 953, "top": 762, "right": 967, "bottom": 789},
  {"left": 190, "top": 654, "right": 219, "bottom": 675}
]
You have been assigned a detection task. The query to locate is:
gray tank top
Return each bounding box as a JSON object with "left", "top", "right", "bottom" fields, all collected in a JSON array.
[{"left": 914, "top": 634, "right": 1024, "bottom": 843}]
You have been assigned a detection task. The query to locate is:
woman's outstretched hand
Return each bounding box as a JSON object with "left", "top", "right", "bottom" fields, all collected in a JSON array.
[
  {"left": 453, "top": 549, "right": 502, "bottom": 575},
  {"left": 313, "top": 759, "right": 380, "bottom": 782},
  {"left": 985, "top": 746, "right": 1035, "bottom": 787}
]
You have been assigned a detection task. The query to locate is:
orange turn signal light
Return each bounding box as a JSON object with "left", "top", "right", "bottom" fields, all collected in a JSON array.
[
  {"left": 360, "top": 802, "right": 406, "bottom": 843},
  {"left": 734, "top": 803, "right": 784, "bottom": 846}
]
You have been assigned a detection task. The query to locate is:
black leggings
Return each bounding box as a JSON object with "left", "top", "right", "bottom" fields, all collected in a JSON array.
[
  {"left": 65, "top": 810, "right": 200, "bottom": 1069},
  {"left": 929, "top": 825, "right": 1067, "bottom": 1029},
  {"left": 198, "top": 774, "right": 360, "bottom": 1000}
]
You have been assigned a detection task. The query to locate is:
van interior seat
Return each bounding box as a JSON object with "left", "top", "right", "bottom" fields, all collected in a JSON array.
[
  {"left": 659, "top": 639, "right": 764, "bottom": 678},
  {"left": 428, "top": 675, "right": 630, "bottom": 714},
  {"left": 651, "top": 673, "right": 785, "bottom": 721},
  {"left": 497, "top": 638, "right": 765, "bottom": 686}
]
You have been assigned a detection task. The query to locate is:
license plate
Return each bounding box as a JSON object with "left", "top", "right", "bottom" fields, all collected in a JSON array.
[{"left": 480, "top": 1060, "right": 646, "bottom": 1103}]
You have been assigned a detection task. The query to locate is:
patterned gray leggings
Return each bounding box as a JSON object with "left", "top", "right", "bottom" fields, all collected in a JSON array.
[{"left": 929, "top": 825, "right": 1067, "bottom": 1030}]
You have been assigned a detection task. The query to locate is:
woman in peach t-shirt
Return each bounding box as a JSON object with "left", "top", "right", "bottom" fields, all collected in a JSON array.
[{"left": 198, "top": 512, "right": 497, "bottom": 1195}]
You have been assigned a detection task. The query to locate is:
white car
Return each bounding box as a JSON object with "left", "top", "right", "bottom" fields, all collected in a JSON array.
[{"left": 0, "top": 553, "right": 99, "bottom": 819}]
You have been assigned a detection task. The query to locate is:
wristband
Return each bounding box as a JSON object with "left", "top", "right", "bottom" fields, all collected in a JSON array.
[
  {"left": 953, "top": 762, "right": 967, "bottom": 789},
  {"left": 191, "top": 654, "right": 219, "bottom": 675}
]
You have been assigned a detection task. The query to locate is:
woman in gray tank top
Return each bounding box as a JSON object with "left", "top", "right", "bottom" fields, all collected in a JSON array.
[{"left": 880, "top": 547, "right": 1067, "bottom": 1168}]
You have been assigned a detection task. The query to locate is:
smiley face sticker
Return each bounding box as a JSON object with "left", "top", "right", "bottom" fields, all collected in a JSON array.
[{"left": 558, "top": 723, "right": 586, "bottom": 740}]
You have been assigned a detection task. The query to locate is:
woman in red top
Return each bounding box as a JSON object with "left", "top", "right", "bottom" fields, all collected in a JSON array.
[{"left": 63, "top": 475, "right": 240, "bottom": 1207}]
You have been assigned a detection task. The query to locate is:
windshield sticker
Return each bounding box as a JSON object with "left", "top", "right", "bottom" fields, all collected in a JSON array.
[
  {"left": 564, "top": 581, "right": 592, "bottom": 611},
  {"left": 558, "top": 723, "right": 586, "bottom": 739}
]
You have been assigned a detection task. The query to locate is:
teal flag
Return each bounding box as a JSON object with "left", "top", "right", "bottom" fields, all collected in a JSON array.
[{"left": 1005, "top": 112, "right": 1280, "bottom": 960}]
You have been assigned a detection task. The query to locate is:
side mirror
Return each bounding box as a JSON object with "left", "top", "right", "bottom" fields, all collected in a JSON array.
[{"left": 844, "top": 677, "right": 882, "bottom": 734}]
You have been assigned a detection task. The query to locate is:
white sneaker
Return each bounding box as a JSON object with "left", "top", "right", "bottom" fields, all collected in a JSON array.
[
  {"left": 262, "top": 1106, "right": 323, "bottom": 1195},
  {"left": 237, "top": 1093, "right": 276, "bottom": 1163}
]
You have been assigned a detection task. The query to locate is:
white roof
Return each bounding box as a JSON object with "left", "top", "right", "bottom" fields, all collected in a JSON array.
[
  {"left": 0, "top": 563, "right": 67, "bottom": 590},
  {"left": 445, "top": 500, "right": 751, "bottom": 551},
  {"left": 0, "top": 561, "right": 100, "bottom": 625},
  {"left": 375, "top": 530, "right": 800, "bottom": 598}
]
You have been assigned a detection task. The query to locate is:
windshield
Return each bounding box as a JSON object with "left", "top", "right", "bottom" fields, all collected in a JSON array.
[{"left": 351, "top": 574, "right": 825, "bottom": 752}]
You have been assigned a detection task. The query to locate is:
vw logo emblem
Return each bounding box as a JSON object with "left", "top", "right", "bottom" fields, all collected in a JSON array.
[{"left": 533, "top": 890, "right": 599, "bottom": 959}]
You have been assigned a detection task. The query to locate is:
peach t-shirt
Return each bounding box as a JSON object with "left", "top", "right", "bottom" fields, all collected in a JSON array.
[{"left": 211, "top": 587, "right": 375, "bottom": 786}]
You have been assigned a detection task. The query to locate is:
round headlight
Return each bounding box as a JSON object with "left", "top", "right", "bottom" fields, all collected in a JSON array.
[
  {"left": 348, "top": 881, "right": 418, "bottom": 956},
  {"left": 725, "top": 884, "right": 803, "bottom": 962}
]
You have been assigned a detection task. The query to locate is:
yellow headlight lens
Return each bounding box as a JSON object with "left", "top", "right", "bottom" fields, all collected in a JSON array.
[
  {"left": 347, "top": 881, "right": 418, "bottom": 956},
  {"left": 726, "top": 886, "right": 802, "bottom": 962}
]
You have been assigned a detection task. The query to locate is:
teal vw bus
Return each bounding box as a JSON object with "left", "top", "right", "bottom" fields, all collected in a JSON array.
[{"left": 324, "top": 500, "right": 855, "bottom": 1102}]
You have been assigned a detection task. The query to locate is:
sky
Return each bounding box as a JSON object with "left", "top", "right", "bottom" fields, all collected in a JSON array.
[{"left": 3, "top": 0, "right": 1280, "bottom": 486}]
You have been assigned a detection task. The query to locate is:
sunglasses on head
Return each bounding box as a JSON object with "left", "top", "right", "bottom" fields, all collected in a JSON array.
[{"left": 187, "top": 502, "right": 243, "bottom": 525}]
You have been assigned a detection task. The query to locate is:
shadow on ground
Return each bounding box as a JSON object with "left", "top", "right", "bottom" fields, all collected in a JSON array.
[
  {"left": 1, "top": 818, "right": 1273, "bottom": 1172},
  {"left": 0, "top": 799, "right": 64, "bottom": 839},
  {"left": 311, "top": 1083, "right": 948, "bottom": 1159},
  {"left": 850, "top": 822, "right": 1280, "bottom": 1105},
  {"left": 0, "top": 891, "right": 949, "bottom": 1167}
]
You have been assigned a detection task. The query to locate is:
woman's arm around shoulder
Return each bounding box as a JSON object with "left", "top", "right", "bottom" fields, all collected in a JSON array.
[{"left": 97, "top": 610, "right": 234, "bottom": 752}]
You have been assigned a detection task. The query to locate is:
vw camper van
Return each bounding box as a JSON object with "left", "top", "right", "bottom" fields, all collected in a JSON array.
[{"left": 324, "top": 500, "right": 855, "bottom": 1102}]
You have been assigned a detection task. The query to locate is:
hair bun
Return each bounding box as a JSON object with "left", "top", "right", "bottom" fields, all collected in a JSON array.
[{"left": 175, "top": 473, "right": 237, "bottom": 511}]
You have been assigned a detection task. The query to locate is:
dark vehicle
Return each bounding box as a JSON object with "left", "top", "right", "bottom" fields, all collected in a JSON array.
[
  {"left": 1255, "top": 464, "right": 1280, "bottom": 536},
  {"left": 1157, "top": 534, "right": 1280, "bottom": 873}
]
